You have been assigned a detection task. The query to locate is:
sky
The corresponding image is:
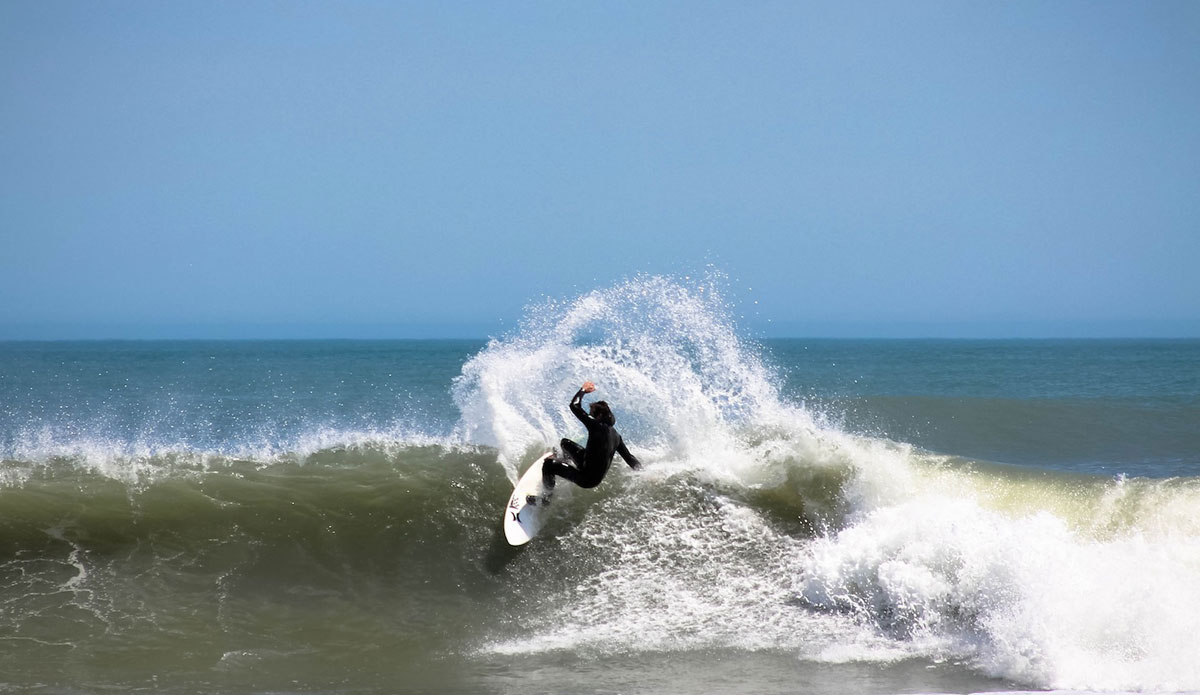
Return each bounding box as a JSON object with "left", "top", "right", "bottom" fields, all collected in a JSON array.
[{"left": 2, "top": 1, "right": 1198, "bottom": 339}]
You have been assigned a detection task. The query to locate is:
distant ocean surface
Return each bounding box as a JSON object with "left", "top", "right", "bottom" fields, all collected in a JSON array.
[{"left": 2, "top": 278, "right": 1198, "bottom": 694}]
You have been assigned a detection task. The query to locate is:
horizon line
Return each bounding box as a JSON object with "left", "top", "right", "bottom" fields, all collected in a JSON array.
[{"left": 2, "top": 318, "right": 1199, "bottom": 341}]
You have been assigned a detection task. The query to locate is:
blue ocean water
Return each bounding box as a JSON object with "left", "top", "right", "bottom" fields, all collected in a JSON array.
[
  {"left": 1, "top": 278, "right": 1198, "bottom": 694},
  {"left": 5, "top": 338, "right": 1194, "bottom": 477},
  {"left": 773, "top": 339, "right": 1200, "bottom": 477}
]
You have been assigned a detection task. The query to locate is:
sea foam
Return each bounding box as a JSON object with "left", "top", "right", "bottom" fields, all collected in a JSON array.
[{"left": 463, "top": 275, "right": 1200, "bottom": 692}]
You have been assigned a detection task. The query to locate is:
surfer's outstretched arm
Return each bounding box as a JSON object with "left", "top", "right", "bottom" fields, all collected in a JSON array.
[
  {"left": 570, "top": 382, "right": 597, "bottom": 428},
  {"left": 569, "top": 388, "right": 590, "bottom": 424},
  {"left": 616, "top": 438, "right": 642, "bottom": 470}
]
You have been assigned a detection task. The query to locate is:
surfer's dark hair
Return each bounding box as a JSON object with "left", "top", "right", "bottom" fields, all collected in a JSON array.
[{"left": 589, "top": 401, "right": 615, "bottom": 426}]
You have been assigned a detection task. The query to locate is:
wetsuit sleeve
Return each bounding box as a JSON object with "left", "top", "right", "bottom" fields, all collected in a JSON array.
[
  {"left": 616, "top": 437, "right": 642, "bottom": 470},
  {"left": 569, "top": 388, "right": 591, "bottom": 426}
]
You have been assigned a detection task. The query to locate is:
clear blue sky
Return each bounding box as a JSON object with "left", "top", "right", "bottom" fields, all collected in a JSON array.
[{"left": 2, "top": 1, "right": 1198, "bottom": 338}]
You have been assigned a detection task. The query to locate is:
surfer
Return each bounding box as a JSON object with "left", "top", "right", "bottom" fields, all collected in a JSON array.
[{"left": 543, "top": 381, "right": 642, "bottom": 490}]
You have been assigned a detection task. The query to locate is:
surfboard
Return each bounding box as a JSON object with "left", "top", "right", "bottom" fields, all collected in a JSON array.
[{"left": 503, "top": 451, "right": 555, "bottom": 546}]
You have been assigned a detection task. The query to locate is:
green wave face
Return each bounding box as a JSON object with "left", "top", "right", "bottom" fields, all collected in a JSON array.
[{"left": 2, "top": 436, "right": 1198, "bottom": 693}]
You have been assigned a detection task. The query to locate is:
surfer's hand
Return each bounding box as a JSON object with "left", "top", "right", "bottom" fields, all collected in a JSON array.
[{"left": 581, "top": 381, "right": 596, "bottom": 393}]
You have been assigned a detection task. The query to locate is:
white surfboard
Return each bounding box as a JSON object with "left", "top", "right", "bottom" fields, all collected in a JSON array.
[{"left": 503, "top": 451, "right": 556, "bottom": 546}]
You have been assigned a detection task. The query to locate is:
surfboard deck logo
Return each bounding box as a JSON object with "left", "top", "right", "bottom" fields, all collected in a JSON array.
[{"left": 503, "top": 451, "right": 554, "bottom": 545}]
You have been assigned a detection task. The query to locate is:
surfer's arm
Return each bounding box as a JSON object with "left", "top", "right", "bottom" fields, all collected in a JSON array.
[
  {"left": 616, "top": 438, "right": 642, "bottom": 470},
  {"left": 569, "top": 388, "right": 590, "bottom": 424}
]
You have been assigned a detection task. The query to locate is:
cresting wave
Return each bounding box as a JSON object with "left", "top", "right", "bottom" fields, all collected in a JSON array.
[
  {"left": 2, "top": 275, "right": 1200, "bottom": 693},
  {"left": 453, "top": 275, "right": 1200, "bottom": 692}
]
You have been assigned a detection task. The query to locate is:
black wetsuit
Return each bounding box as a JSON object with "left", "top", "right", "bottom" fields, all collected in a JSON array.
[{"left": 543, "top": 389, "right": 641, "bottom": 489}]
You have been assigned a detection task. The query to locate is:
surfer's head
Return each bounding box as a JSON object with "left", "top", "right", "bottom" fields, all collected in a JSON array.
[{"left": 589, "top": 401, "right": 615, "bottom": 426}]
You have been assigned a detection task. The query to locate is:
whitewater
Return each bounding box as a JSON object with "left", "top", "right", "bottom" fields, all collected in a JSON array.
[{"left": 1, "top": 276, "right": 1198, "bottom": 694}]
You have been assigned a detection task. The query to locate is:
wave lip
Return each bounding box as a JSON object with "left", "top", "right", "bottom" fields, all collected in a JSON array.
[{"left": 451, "top": 273, "right": 793, "bottom": 475}]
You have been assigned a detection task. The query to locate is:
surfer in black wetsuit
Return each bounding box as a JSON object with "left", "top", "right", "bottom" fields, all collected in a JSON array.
[{"left": 543, "top": 381, "right": 642, "bottom": 490}]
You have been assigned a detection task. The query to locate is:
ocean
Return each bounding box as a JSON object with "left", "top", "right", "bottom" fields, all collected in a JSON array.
[{"left": 2, "top": 278, "right": 1198, "bottom": 694}]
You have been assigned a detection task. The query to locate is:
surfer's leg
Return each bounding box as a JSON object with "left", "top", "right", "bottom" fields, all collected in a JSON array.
[
  {"left": 542, "top": 459, "right": 582, "bottom": 488},
  {"left": 543, "top": 438, "right": 595, "bottom": 489},
  {"left": 560, "top": 438, "right": 586, "bottom": 466},
  {"left": 543, "top": 439, "right": 586, "bottom": 488}
]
